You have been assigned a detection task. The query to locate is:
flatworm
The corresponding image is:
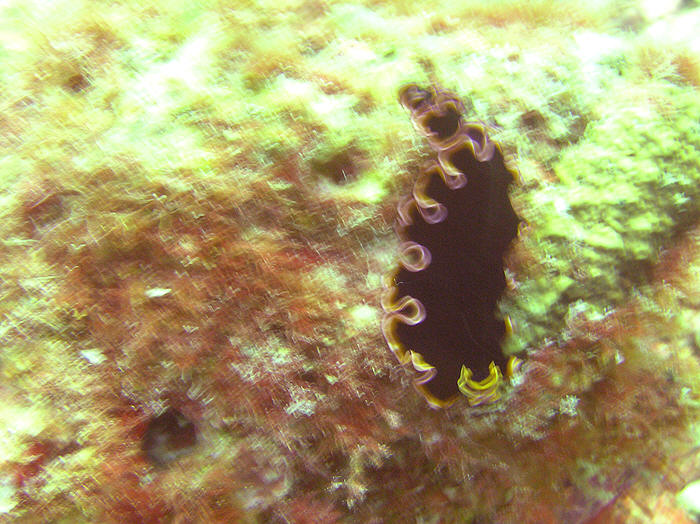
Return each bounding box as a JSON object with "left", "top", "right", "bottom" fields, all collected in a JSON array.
[{"left": 382, "top": 84, "right": 521, "bottom": 408}]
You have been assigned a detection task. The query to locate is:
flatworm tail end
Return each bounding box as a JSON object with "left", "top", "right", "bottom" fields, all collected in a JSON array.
[{"left": 383, "top": 84, "right": 522, "bottom": 408}]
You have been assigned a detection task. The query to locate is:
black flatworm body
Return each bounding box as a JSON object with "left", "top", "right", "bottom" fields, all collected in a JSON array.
[{"left": 382, "top": 85, "right": 521, "bottom": 408}]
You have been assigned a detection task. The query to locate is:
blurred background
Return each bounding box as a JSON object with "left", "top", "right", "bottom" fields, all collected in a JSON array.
[{"left": 0, "top": 0, "right": 699, "bottom": 522}]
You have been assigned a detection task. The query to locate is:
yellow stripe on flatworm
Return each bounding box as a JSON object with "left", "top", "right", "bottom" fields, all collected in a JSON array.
[
  {"left": 380, "top": 312, "right": 409, "bottom": 364},
  {"left": 396, "top": 195, "right": 418, "bottom": 227},
  {"left": 413, "top": 163, "right": 448, "bottom": 224},
  {"left": 409, "top": 350, "right": 437, "bottom": 385},
  {"left": 437, "top": 135, "right": 474, "bottom": 178},
  {"left": 504, "top": 314, "right": 513, "bottom": 337},
  {"left": 380, "top": 271, "right": 403, "bottom": 311},
  {"left": 380, "top": 290, "right": 426, "bottom": 319},
  {"left": 380, "top": 295, "right": 426, "bottom": 365},
  {"left": 437, "top": 132, "right": 496, "bottom": 182},
  {"left": 503, "top": 153, "right": 523, "bottom": 185},
  {"left": 506, "top": 356, "right": 522, "bottom": 378},
  {"left": 458, "top": 362, "right": 502, "bottom": 406},
  {"left": 416, "top": 385, "right": 460, "bottom": 409},
  {"left": 407, "top": 88, "right": 466, "bottom": 119},
  {"left": 411, "top": 93, "right": 465, "bottom": 148},
  {"left": 422, "top": 158, "right": 465, "bottom": 192},
  {"left": 418, "top": 201, "right": 447, "bottom": 224},
  {"left": 462, "top": 123, "right": 488, "bottom": 152},
  {"left": 461, "top": 123, "right": 497, "bottom": 163},
  {"left": 399, "top": 241, "right": 432, "bottom": 272}
]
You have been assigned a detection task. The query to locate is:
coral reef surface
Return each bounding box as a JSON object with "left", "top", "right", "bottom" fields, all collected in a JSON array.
[{"left": 1, "top": 0, "right": 699, "bottom": 522}]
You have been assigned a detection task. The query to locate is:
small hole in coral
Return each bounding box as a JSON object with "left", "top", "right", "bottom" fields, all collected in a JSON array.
[
  {"left": 311, "top": 149, "right": 360, "bottom": 185},
  {"left": 64, "top": 73, "right": 90, "bottom": 93},
  {"left": 519, "top": 109, "right": 546, "bottom": 130},
  {"left": 142, "top": 408, "right": 197, "bottom": 466}
]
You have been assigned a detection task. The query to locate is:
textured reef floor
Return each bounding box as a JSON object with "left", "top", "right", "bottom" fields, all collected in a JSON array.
[{"left": 1, "top": 0, "right": 700, "bottom": 522}]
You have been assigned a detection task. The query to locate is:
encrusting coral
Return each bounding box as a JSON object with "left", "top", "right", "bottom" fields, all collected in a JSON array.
[
  {"left": 382, "top": 84, "right": 521, "bottom": 407},
  {"left": 1, "top": 0, "right": 700, "bottom": 522}
]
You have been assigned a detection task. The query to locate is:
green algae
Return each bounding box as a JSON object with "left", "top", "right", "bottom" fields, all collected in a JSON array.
[{"left": 503, "top": 82, "right": 700, "bottom": 353}]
